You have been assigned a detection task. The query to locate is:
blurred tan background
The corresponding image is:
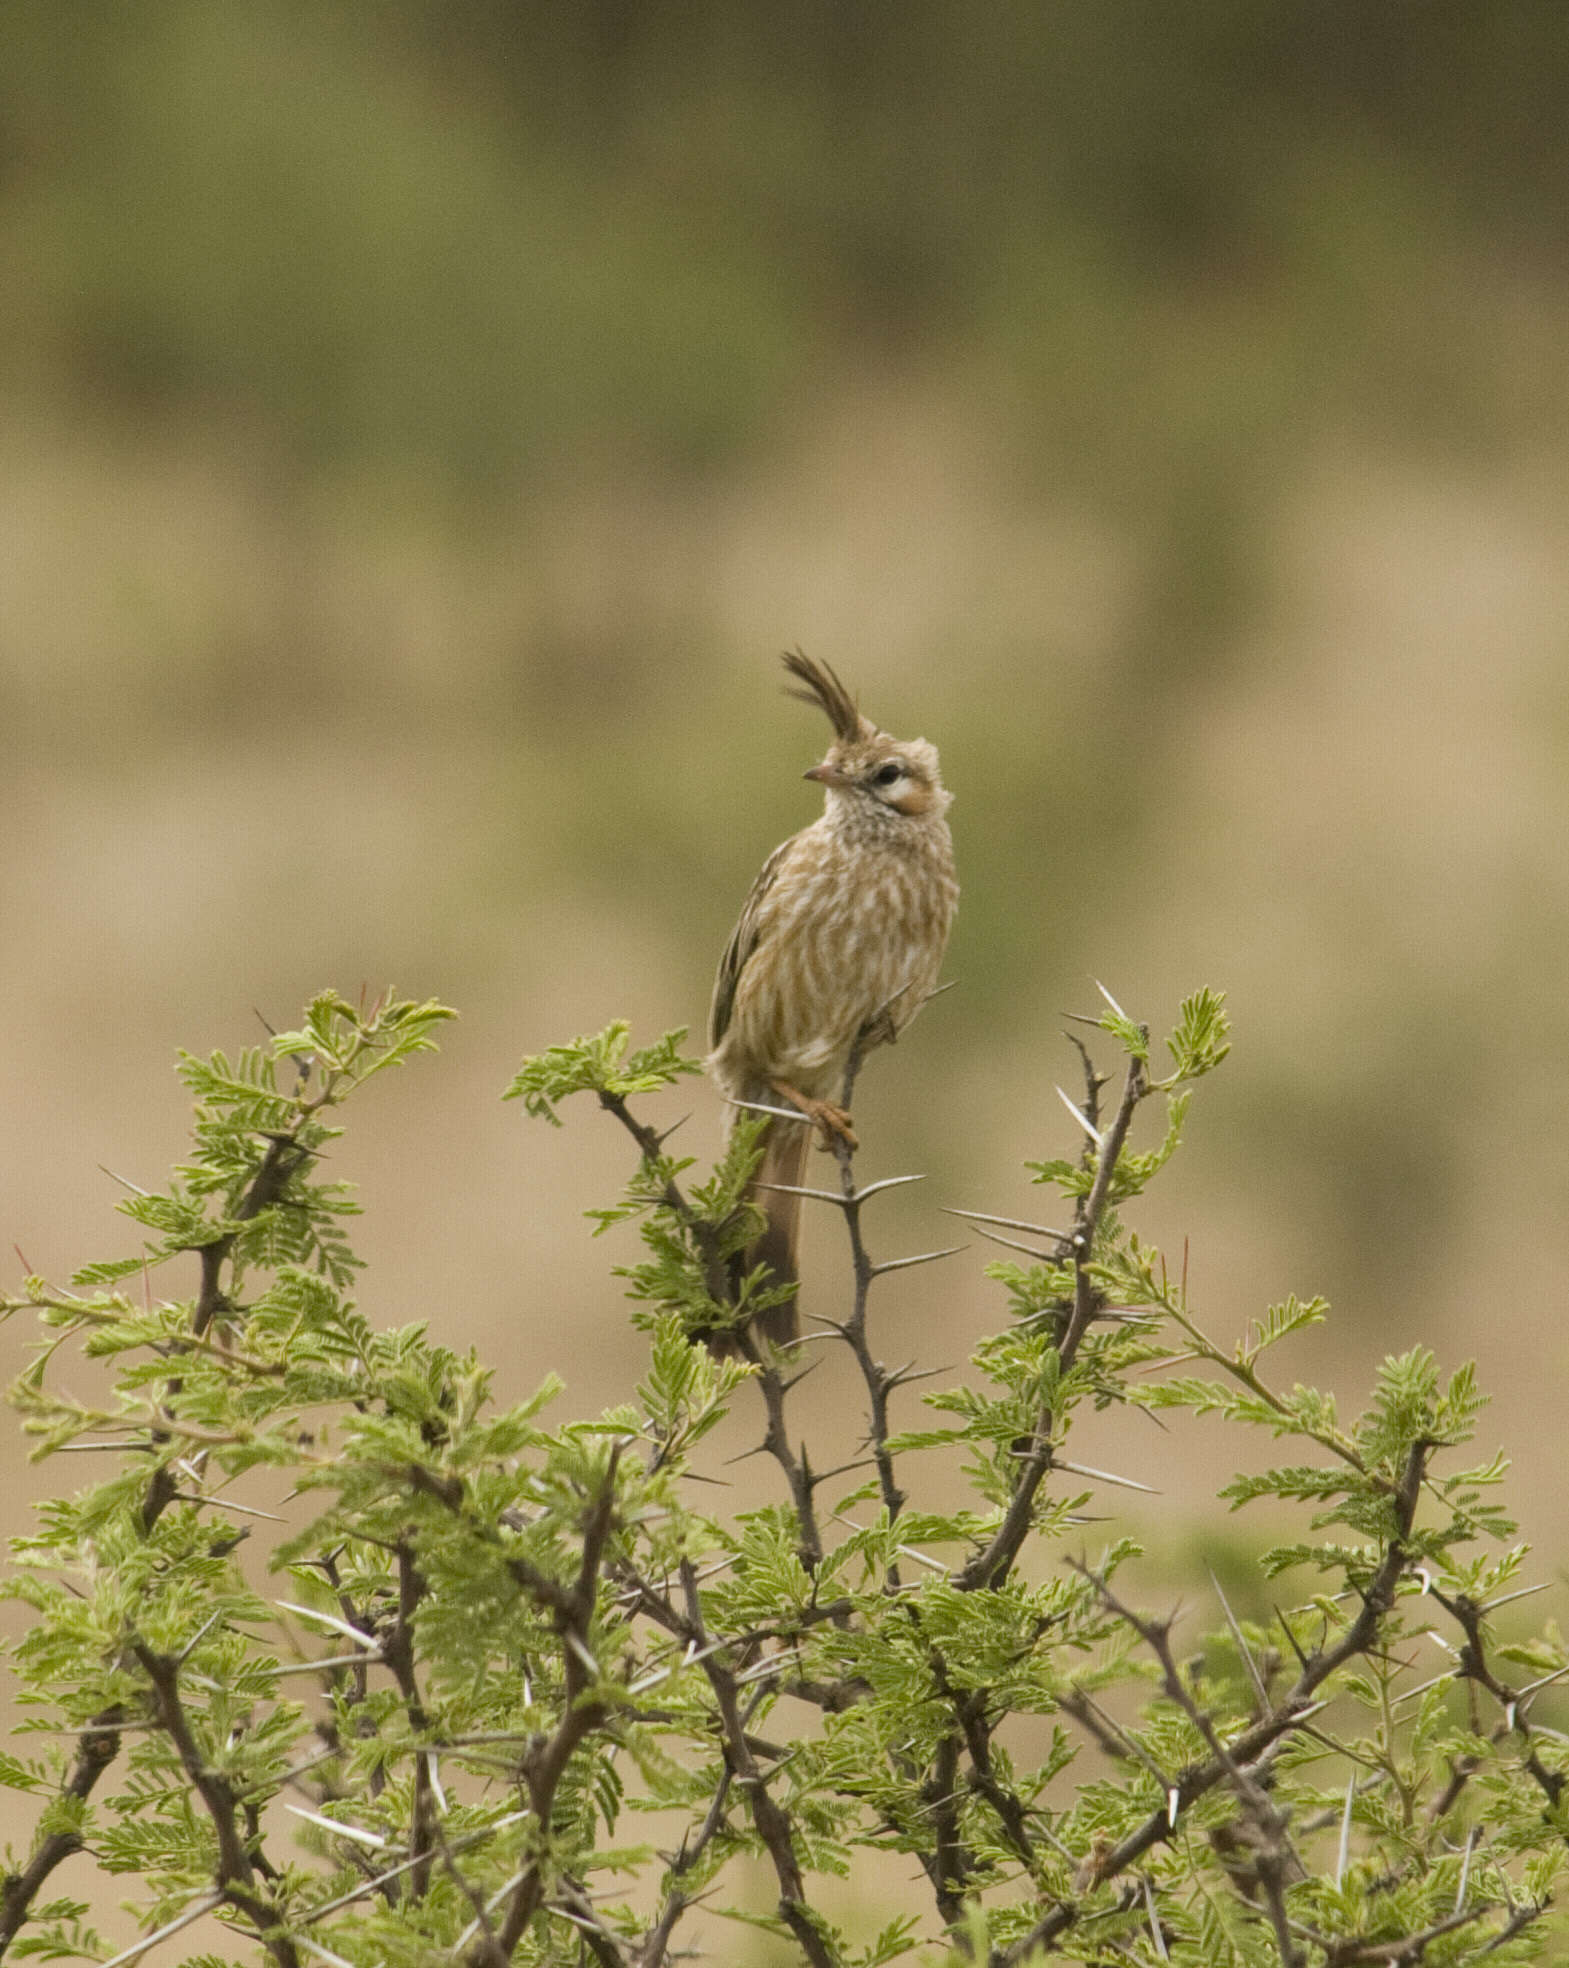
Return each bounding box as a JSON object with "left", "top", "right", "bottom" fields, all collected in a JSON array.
[{"left": 5, "top": 2, "right": 1569, "bottom": 1629}]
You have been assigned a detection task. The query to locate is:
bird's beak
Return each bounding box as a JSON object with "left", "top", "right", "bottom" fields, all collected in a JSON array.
[{"left": 803, "top": 763, "right": 850, "bottom": 787}]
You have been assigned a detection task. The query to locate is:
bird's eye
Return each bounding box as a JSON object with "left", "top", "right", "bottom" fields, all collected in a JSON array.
[{"left": 872, "top": 762, "right": 903, "bottom": 787}]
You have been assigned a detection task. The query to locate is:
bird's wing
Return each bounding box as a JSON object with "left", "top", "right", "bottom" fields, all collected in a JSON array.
[{"left": 708, "top": 835, "right": 795, "bottom": 1049}]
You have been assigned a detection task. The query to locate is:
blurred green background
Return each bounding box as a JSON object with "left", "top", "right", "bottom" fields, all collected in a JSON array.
[{"left": 5, "top": 1, "right": 1569, "bottom": 1607}]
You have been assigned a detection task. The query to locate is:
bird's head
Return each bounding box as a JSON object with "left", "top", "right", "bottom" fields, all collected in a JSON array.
[{"left": 782, "top": 650, "right": 950, "bottom": 821}]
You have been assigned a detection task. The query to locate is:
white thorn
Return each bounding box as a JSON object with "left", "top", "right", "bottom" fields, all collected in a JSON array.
[
  {"left": 870, "top": 1245, "right": 966, "bottom": 1276},
  {"left": 276, "top": 1599, "right": 378, "bottom": 1650},
  {"left": 1055, "top": 1085, "right": 1105, "bottom": 1146},
  {"left": 565, "top": 1631, "right": 601, "bottom": 1678},
  {"left": 942, "top": 1205, "right": 1071, "bottom": 1240},
  {"left": 959, "top": 1223, "right": 1061, "bottom": 1263},
  {"left": 285, "top": 1804, "right": 390, "bottom": 1850},
  {"left": 725, "top": 1097, "right": 811, "bottom": 1124},
  {"left": 1095, "top": 979, "right": 1130, "bottom": 1021},
  {"left": 1336, "top": 1774, "right": 1354, "bottom": 1885},
  {"left": 96, "top": 1891, "right": 223, "bottom": 1968},
  {"left": 1055, "top": 1458, "right": 1158, "bottom": 1495},
  {"left": 1456, "top": 1824, "right": 1478, "bottom": 1910},
  {"left": 297, "top": 1940, "right": 362, "bottom": 1968},
  {"left": 852, "top": 1173, "right": 929, "bottom": 1201},
  {"left": 754, "top": 1180, "right": 851, "bottom": 1205},
  {"left": 1143, "top": 1871, "right": 1168, "bottom": 1959}
]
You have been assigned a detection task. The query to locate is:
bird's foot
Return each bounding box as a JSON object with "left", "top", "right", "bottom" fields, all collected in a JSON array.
[
  {"left": 808, "top": 1102, "right": 858, "bottom": 1153},
  {"left": 769, "top": 1080, "right": 859, "bottom": 1152}
]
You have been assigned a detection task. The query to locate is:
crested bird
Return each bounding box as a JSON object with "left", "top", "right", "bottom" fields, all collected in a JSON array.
[{"left": 706, "top": 652, "right": 958, "bottom": 1346}]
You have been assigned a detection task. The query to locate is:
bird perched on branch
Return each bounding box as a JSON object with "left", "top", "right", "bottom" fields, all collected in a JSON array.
[{"left": 707, "top": 652, "right": 958, "bottom": 1346}]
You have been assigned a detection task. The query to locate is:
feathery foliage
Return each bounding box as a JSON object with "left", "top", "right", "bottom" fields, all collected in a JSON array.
[{"left": 0, "top": 987, "right": 1563, "bottom": 1967}]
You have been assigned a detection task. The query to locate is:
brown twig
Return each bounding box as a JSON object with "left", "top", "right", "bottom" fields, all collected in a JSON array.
[
  {"left": 1060, "top": 1051, "right": 1147, "bottom": 1369},
  {"left": 1311, "top": 1900, "right": 1531, "bottom": 1964},
  {"left": 678, "top": 1558, "right": 839, "bottom": 1968},
  {"left": 597, "top": 1092, "right": 732, "bottom": 1309},
  {"left": 134, "top": 1643, "right": 300, "bottom": 1967},
  {"left": 824, "top": 1026, "right": 914, "bottom": 1545},
  {"left": 1428, "top": 1584, "right": 1567, "bottom": 1813},
  {"left": 735, "top": 1332, "right": 827, "bottom": 1571},
  {"left": 0, "top": 1714, "right": 125, "bottom": 1948},
  {"left": 1, "top": 1082, "right": 328, "bottom": 1958},
  {"left": 552, "top": 1879, "right": 632, "bottom": 1968},
  {"left": 1003, "top": 1437, "right": 1431, "bottom": 1965},
  {"left": 957, "top": 1054, "right": 1148, "bottom": 1596},
  {"left": 484, "top": 1448, "right": 623, "bottom": 1963},
  {"left": 636, "top": 1757, "right": 735, "bottom": 1968},
  {"left": 1070, "top": 1560, "right": 1305, "bottom": 1968},
  {"left": 381, "top": 1540, "right": 437, "bottom": 1901},
  {"left": 597, "top": 1088, "right": 828, "bottom": 1567}
]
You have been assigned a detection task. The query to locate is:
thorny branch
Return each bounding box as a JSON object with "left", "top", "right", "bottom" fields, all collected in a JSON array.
[
  {"left": 608, "top": 1544, "right": 844, "bottom": 1964},
  {"left": 0, "top": 1055, "right": 334, "bottom": 1958},
  {"left": 597, "top": 1091, "right": 732, "bottom": 1310},
  {"left": 1004, "top": 1438, "right": 1433, "bottom": 1965},
  {"left": 440, "top": 1447, "right": 624, "bottom": 1966},
  {"left": 736, "top": 1325, "right": 828, "bottom": 1572},
  {"left": 12, "top": 1001, "right": 1561, "bottom": 1968},
  {"left": 825, "top": 1026, "right": 908, "bottom": 1537},
  {"left": 820, "top": 1016, "right": 1069, "bottom": 1946},
  {"left": 635, "top": 1754, "right": 735, "bottom": 1968},
  {"left": 599, "top": 1083, "right": 830, "bottom": 1568},
  {"left": 678, "top": 1558, "right": 838, "bottom": 1968},
  {"left": 818, "top": 1016, "right": 964, "bottom": 1550},
  {"left": 0, "top": 1713, "right": 124, "bottom": 1951},
  {"left": 1069, "top": 1561, "right": 1307, "bottom": 1968},
  {"left": 595, "top": 1021, "right": 1524, "bottom": 1968},
  {"left": 382, "top": 1540, "right": 438, "bottom": 1902},
  {"left": 1429, "top": 1584, "right": 1568, "bottom": 1813},
  {"left": 957, "top": 1051, "right": 1148, "bottom": 1596},
  {"left": 134, "top": 1642, "right": 301, "bottom": 1968}
]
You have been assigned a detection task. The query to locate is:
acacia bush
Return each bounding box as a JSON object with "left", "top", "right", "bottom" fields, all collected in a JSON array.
[{"left": 0, "top": 987, "right": 1563, "bottom": 1967}]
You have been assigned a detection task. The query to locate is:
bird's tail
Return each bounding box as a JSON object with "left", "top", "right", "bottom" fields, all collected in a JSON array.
[{"left": 722, "top": 1115, "right": 808, "bottom": 1350}]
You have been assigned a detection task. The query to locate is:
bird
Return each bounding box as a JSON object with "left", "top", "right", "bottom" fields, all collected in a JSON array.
[{"left": 706, "top": 651, "right": 958, "bottom": 1347}]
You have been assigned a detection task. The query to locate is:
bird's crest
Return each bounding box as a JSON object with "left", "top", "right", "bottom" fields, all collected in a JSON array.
[{"left": 780, "top": 649, "right": 871, "bottom": 743}]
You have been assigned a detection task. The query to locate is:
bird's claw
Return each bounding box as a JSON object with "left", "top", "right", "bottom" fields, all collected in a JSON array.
[
  {"left": 768, "top": 1080, "right": 858, "bottom": 1153},
  {"left": 809, "top": 1102, "right": 858, "bottom": 1153}
]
